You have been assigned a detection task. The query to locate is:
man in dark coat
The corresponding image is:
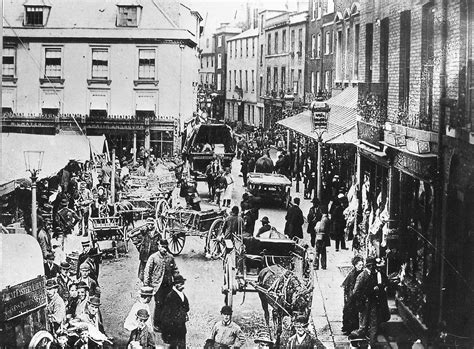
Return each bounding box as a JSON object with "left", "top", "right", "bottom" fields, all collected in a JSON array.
[
  {"left": 330, "top": 194, "right": 347, "bottom": 251},
  {"left": 255, "top": 153, "right": 274, "bottom": 173},
  {"left": 161, "top": 275, "right": 189, "bottom": 349},
  {"left": 128, "top": 309, "right": 155, "bottom": 349},
  {"left": 76, "top": 239, "right": 100, "bottom": 281},
  {"left": 44, "top": 252, "right": 60, "bottom": 279},
  {"left": 284, "top": 197, "right": 304, "bottom": 239},
  {"left": 306, "top": 198, "right": 322, "bottom": 248},
  {"left": 222, "top": 206, "right": 244, "bottom": 239}
]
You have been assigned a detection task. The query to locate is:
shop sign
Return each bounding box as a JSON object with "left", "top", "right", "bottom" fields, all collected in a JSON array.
[
  {"left": 357, "top": 120, "right": 383, "bottom": 148},
  {"left": 394, "top": 152, "right": 436, "bottom": 182},
  {"left": 0, "top": 276, "right": 47, "bottom": 321}
]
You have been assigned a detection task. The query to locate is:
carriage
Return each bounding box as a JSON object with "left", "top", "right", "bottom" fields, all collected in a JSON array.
[
  {"left": 155, "top": 199, "right": 228, "bottom": 257},
  {"left": 89, "top": 215, "right": 128, "bottom": 257},
  {"left": 246, "top": 172, "right": 292, "bottom": 208},
  {"left": 221, "top": 230, "right": 313, "bottom": 344}
]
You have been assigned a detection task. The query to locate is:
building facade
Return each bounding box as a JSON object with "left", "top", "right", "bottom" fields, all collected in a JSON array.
[
  {"left": 2, "top": 0, "right": 201, "bottom": 157},
  {"left": 213, "top": 23, "right": 242, "bottom": 121},
  {"left": 225, "top": 28, "right": 260, "bottom": 127},
  {"left": 261, "top": 11, "right": 308, "bottom": 130},
  {"left": 353, "top": 0, "right": 473, "bottom": 342}
]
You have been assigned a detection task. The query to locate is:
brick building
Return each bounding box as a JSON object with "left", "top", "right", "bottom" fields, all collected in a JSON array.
[
  {"left": 225, "top": 28, "right": 260, "bottom": 126},
  {"left": 2, "top": 0, "right": 202, "bottom": 158},
  {"left": 212, "top": 23, "right": 242, "bottom": 121},
  {"left": 354, "top": 0, "right": 473, "bottom": 342}
]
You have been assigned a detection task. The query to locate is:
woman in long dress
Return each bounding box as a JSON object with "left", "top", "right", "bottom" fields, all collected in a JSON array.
[{"left": 341, "top": 255, "right": 364, "bottom": 335}]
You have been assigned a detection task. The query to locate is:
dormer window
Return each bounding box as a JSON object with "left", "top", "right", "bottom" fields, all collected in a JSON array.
[
  {"left": 117, "top": 6, "right": 141, "bottom": 27},
  {"left": 24, "top": 5, "right": 50, "bottom": 26}
]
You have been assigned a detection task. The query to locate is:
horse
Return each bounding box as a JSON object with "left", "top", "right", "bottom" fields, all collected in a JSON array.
[{"left": 256, "top": 264, "right": 313, "bottom": 346}]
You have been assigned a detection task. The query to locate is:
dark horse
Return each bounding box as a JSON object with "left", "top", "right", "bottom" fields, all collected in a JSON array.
[{"left": 256, "top": 264, "right": 313, "bottom": 346}]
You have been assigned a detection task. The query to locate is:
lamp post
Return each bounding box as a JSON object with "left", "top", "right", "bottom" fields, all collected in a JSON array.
[
  {"left": 310, "top": 96, "right": 330, "bottom": 201},
  {"left": 24, "top": 150, "right": 44, "bottom": 239}
]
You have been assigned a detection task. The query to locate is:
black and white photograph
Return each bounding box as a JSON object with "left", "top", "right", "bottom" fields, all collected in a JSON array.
[{"left": 0, "top": 0, "right": 472, "bottom": 347}]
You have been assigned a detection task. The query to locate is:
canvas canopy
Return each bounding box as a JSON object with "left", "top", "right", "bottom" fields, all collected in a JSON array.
[{"left": 0, "top": 133, "right": 105, "bottom": 186}]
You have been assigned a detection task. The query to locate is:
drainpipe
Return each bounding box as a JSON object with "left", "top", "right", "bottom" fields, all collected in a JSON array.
[{"left": 437, "top": 0, "right": 448, "bottom": 329}]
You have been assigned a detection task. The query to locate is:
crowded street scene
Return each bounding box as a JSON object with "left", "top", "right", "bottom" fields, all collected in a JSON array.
[{"left": 1, "top": 0, "right": 473, "bottom": 348}]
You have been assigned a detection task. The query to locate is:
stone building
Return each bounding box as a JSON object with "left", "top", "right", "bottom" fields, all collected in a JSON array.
[
  {"left": 212, "top": 23, "right": 242, "bottom": 121},
  {"left": 225, "top": 28, "right": 260, "bottom": 127},
  {"left": 354, "top": 0, "right": 473, "bottom": 342},
  {"left": 2, "top": 0, "right": 202, "bottom": 157}
]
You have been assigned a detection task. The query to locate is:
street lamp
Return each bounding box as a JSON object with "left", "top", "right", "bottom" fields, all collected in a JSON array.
[
  {"left": 24, "top": 150, "right": 44, "bottom": 239},
  {"left": 310, "top": 96, "right": 330, "bottom": 201}
]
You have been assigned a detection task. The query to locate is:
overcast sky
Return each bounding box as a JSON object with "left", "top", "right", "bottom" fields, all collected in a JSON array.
[{"left": 183, "top": 0, "right": 299, "bottom": 34}]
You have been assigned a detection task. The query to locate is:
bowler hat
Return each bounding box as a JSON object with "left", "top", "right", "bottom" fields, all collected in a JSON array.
[
  {"left": 60, "top": 262, "right": 71, "bottom": 270},
  {"left": 45, "top": 279, "right": 59, "bottom": 290},
  {"left": 88, "top": 296, "right": 101, "bottom": 307},
  {"left": 261, "top": 216, "right": 270, "bottom": 224},
  {"left": 220, "top": 305, "right": 233, "bottom": 315},
  {"left": 159, "top": 239, "right": 169, "bottom": 246},
  {"left": 140, "top": 286, "right": 154, "bottom": 297},
  {"left": 254, "top": 329, "right": 273, "bottom": 344},
  {"left": 76, "top": 281, "right": 89, "bottom": 290},
  {"left": 46, "top": 252, "right": 55, "bottom": 260},
  {"left": 294, "top": 315, "right": 309, "bottom": 326},
  {"left": 136, "top": 308, "right": 150, "bottom": 320},
  {"left": 173, "top": 274, "right": 186, "bottom": 285},
  {"left": 365, "top": 257, "right": 376, "bottom": 266}
]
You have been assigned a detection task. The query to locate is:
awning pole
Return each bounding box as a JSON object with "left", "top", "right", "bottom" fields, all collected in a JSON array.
[
  {"left": 111, "top": 149, "right": 115, "bottom": 205},
  {"left": 317, "top": 137, "right": 322, "bottom": 201},
  {"left": 133, "top": 132, "right": 137, "bottom": 166}
]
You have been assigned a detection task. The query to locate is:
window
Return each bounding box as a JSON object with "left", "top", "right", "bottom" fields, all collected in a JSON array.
[
  {"left": 206, "top": 38, "right": 209, "bottom": 48},
  {"left": 229, "top": 42, "right": 232, "bottom": 58},
  {"left": 354, "top": 24, "right": 360, "bottom": 80},
  {"left": 235, "top": 41, "right": 237, "bottom": 57},
  {"left": 298, "top": 29, "right": 303, "bottom": 55},
  {"left": 345, "top": 27, "right": 351, "bottom": 80},
  {"left": 211, "top": 57, "right": 213, "bottom": 67},
  {"left": 336, "top": 30, "right": 342, "bottom": 80},
  {"left": 138, "top": 49, "right": 155, "bottom": 79},
  {"left": 229, "top": 70, "right": 232, "bottom": 90},
  {"left": 218, "top": 53, "right": 222, "bottom": 69},
  {"left": 260, "top": 44, "right": 264, "bottom": 65},
  {"left": 291, "top": 30, "right": 295, "bottom": 52},
  {"left": 317, "top": 33, "right": 321, "bottom": 57},
  {"left": 365, "top": 24, "right": 373, "bottom": 83},
  {"left": 217, "top": 73, "right": 222, "bottom": 90},
  {"left": 260, "top": 15, "right": 264, "bottom": 34},
  {"left": 266, "top": 67, "right": 271, "bottom": 94},
  {"left": 298, "top": 69, "right": 302, "bottom": 94},
  {"left": 25, "top": 6, "right": 44, "bottom": 26},
  {"left": 260, "top": 76, "right": 263, "bottom": 96},
  {"left": 317, "top": 0, "right": 322, "bottom": 19},
  {"left": 380, "top": 18, "right": 390, "bottom": 83},
  {"left": 245, "top": 70, "right": 248, "bottom": 92},
  {"left": 399, "top": 11, "right": 411, "bottom": 111},
  {"left": 117, "top": 6, "right": 138, "bottom": 27},
  {"left": 311, "top": 35, "right": 316, "bottom": 58},
  {"left": 246, "top": 39, "right": 249, "bottom": 57},
  {"left": 312, "top": 0, "right": 316, "bottom": 20},
  {"left": 327, "top": 0, "right": 335, "bottom": 13},
  {"left": 325, "top": 70, "right": 331, "bottom": 91},
  {"left": 206, "top": 57, "right": 209, "bottom": 68},
  {"left": 240, "top": 40, "right": 243, "bottom": 57},
  {"left": 252, "top": 38, "right": 255, "bottom": 57},
  {"left": 420, "top": 4, "right": 434, "bottom": 123},
  {"left": 268, "top": 34, "right": 271, "bottom": 55},
  {"left": 281, "top": 67, "right": 286, "bottom": 92},
  {"left": 282, "top": 30, "right": 286, "bottom": 53},
  {"left": 239, "top": 70, "right": 242, "bottom": 89},
  {"left": 45, "top": 48, "right": 62, "bottom": 78},
  {"left": 275, "top": 32, "right": 279, "bottom": 54},
  {"left": 218, "top": 35, "right": 223, "bottom": 47},
  {"left": 2, "top": 47, "right": 16, "bottom": 77},
  {"left": 91, "top": 48, "right": 108, "bottom": 79},
  {"left": 251, "top": 70, "right": 255, "bottom": 91},
  {"left": 290, "top": 68, "right": 294, "bottom": 87},
  {"left": 317, "top": 71, "right": 321, "bottom": 93},
  {"left": 311, "top": 71, "right": 315, "bottom": 94},
  {"left": 325, "top": 31, "right": 330, "bottom": 54},
  {"left": 234, "top": 70, "right": 237, "bottom": 89},
  {"left": 273, "top": 67, "right": 278, "bottom": 91},
  {"left": 200, "top": 58, "right": 203, "bottom": 69}
]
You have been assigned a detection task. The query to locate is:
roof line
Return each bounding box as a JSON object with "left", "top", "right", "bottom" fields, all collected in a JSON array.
[{"left": 150, "top": 0, "right": 179, "bottom": 29}]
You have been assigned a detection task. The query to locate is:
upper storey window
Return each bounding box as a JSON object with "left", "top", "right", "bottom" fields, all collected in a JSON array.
[
  {"left": 117, "top": 6, "right": 141, "bottom": 27},
  {"left": 24, "top": 4, "right": 51, "bottom": 27}
]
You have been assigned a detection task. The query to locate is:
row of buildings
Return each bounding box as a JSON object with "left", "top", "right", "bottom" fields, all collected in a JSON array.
[
  {"left": 2, "top": 0, "right": 203, "bottom": 158},
  {"left": 198, "top": 0, "right": 473, "bottom": 344}
]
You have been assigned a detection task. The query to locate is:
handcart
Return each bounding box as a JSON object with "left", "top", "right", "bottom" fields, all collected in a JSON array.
[{"left": 90, "top": 215, "right": 128, "bottom": 257}]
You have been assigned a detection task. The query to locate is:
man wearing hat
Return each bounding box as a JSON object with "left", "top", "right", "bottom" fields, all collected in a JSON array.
[
  {"left": 286, "top": 316, "right": 317, "bottom": 348},
  {"left": 256, "top": 216, "right": 271, "bottom": 237},
  {"left": 46, "top": 279, "right": 66, "bottom": 333},
  {"left": 74, "top": 281, "right": 90, "bottom": 318},
  {"left": 78, "top": 296, "right": 106, "bottom": 336},
  {"left": 330, "top": 194, "right": 348, "bottom": 251},
  {"left": 307, "top": 198, "right": 322, "bottom": 248},
  {"left": 222, "top": 206, "right": 244, "bottom": 240},
  {"left": 127, "top": 309, "right": 155, "bottom": 348},
  {"left": 254, "top": 329, "right": 274, "bottom": 348},
  {"left": 37, "top": 215, "right": 53, "bottom": 260},
  {"left": 124, "top": 286, "right": 154, "bottom": 332},
  {"left": 76, "top": 238, "right": 100, "bottom": 281},
  {"left": 207, "top": 306, "right": 245, "bottom": 348},
  {"left": 57, "top": 261, "right": 73, "bottom": 300},
  {"left": 143, "top": 239, "right": 179, "bottom": 332},
  {"left": 44, "top": 252, "right": 60, "bottom": 279},
  {"left": 241, "top": 193, "right": 259, "bottom": 237},
  {"left": 77, "top": 262, "right": 100, "bottom": 298},
  {"left": 160, "top": 275, "right": 189, "bottom": 348},
  {"left": 285, "top": 197, "right": 304, "bottom": 239},
  {"left": 77, "top": 181, "right": 93, "bottom": 236},
  {"left": 350, "top": 257, "right": 389, "bottom": 345},
  {"left": 128, "top": 217, "right": 161, "bottom": 282}
]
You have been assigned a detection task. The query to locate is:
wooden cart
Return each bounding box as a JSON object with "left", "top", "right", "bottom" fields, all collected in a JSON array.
[
  {"left": 246, "top": 173, "right": 292, "bottom": 208},
  {"left": 89, "top": 215, "right": 128, "bottom": 257}
]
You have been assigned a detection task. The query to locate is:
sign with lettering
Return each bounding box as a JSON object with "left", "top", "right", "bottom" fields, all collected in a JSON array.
[
  {"left": 394, "top": 152, "right": 436, "bottom": 182},
  {"left": 357, "top": 120, "right": 383, "bottom": 149},
  {"left": 0, "top": 276, "right": 47, "bottom": 321}
]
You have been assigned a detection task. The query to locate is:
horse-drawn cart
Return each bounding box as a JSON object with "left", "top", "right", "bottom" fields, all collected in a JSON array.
[
  {"left": 247, "top": 173, "right": 292, "bottom": 207},
  {"left": 156, "top": 200, "right": 227, "bottom": 257},
  {"left": 90, "top": 216, "right": 128, "bottom": 257},
  {"left": 222, "top": 232, "right": 313, "bottom": 344}
]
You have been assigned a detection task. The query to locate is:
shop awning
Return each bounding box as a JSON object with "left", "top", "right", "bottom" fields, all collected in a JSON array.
[
  {"left": 0, "top": 133, "right": 105, "bottom": 187},
  {"left": 277, "top": 86, "right": 358, "bottom": 144}
]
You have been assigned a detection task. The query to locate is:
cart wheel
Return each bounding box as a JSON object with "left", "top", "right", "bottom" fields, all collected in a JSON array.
[
  {"left": 223, "top": 255, "right": 234, "bottom": 308},
  {"left": 207, "top": 218, "right": 225, "bottom": 259},
  {"left": 29, "top": 330, "right": 54, "bottom": 348},
  {"left": 155, "top": 199, "right": 169, "bottom": 232},
  {"left": 167, "top": 231, "right": 186, "bottom": 256},
  {"left": 283, "top": 188, "right": 291, "bottom": 208}
]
